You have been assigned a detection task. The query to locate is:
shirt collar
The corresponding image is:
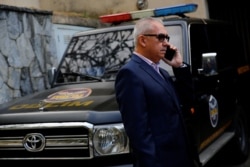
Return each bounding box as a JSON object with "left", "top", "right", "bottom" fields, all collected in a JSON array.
[{"left": 133, "top": 51, "right": 160, "bottom": 66}]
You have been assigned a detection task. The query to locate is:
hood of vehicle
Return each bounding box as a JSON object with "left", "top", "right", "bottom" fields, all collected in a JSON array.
[{"left": 0, "top": 82, "right": 118, "bottom": 114}]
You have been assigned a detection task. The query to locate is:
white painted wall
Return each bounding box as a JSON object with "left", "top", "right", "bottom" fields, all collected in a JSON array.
[
  {"left": 0, "top": 0, "right": 209, "bottom": 18},
  {"left": 0, "top": 0, "right": 39, "bottom": 8}
]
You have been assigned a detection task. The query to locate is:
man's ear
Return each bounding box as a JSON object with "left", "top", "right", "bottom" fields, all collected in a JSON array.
[{"left": 139, "top": 35, "right": 146, "bottom": 47}]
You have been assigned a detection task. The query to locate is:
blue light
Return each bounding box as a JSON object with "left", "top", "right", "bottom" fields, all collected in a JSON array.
[{"left": 154, "top": 3, "right": 198, "bottom": 17}]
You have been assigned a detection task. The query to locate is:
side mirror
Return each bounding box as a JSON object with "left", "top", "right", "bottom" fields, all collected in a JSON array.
[
  {"left": 198, "top": 52, "right": 218, "bottom": 76},
  {"left": 48, "top": 67, "right": 57, "bottom": 86}
]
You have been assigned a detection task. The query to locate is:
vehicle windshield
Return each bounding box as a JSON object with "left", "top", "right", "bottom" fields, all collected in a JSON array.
[{"left": 54, "top": 28, "right": 134, "bottom": 84}]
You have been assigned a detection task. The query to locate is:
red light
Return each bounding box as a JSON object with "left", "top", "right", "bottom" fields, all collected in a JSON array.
[{"left": 99, "top": 13, "right": 131, "bottom": 23}]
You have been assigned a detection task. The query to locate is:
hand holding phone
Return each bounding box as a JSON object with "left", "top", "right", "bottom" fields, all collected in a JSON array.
[{"left": 164, "top": 46, "right": 176, "bottom": 61}]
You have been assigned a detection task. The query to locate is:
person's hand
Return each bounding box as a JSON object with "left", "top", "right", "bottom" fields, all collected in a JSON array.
[{"left": 162, "top": 45, "right": 183, "bottom": 68}]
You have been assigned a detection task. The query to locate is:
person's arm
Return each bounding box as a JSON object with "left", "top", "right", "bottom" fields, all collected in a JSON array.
[
  {"left": 162, "top": 47, "right": 194, "bottom": 115},
  {"left": 172, "top": 63, "right": 194, "bottom": 114}
]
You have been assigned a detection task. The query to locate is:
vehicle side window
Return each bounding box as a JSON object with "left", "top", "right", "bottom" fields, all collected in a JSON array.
[{"left": 190, "top": 23, "right": 237, "bottom": 76}]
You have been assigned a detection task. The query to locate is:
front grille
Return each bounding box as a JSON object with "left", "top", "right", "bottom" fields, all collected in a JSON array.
[{"left": 0, "top": 122, "right": 93, "bottom": 160}]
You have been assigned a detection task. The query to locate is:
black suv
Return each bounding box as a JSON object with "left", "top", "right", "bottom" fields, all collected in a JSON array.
[{"left": 0, "top": 3, "right": 250, "bottom": 167}]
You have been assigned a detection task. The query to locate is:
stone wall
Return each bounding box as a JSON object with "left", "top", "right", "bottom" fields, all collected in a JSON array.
[{"left": 0, "top": 5, "right": 57, "bottom": 104}]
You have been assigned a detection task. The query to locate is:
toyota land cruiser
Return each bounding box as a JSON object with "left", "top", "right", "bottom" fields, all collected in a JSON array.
[{"left": 0, "top": 3, "right": 249, "bottom": 167}]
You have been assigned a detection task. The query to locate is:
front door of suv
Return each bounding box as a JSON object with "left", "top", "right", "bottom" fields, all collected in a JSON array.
[{"left": 189, "top": 22, "right": 237, "bottom": 154}]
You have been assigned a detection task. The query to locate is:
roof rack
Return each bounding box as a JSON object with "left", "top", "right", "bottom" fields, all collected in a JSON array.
[{"left": 99, "top": 3, "right": 198, "bottom": 24}]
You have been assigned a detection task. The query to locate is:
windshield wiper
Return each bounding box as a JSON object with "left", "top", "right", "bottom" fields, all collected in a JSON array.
[
  {"left": 62, "top": 72, "right": 104, "bottom": 82},
  {"left": 104, "top": 64, "right": 123, "bottom": 74}
]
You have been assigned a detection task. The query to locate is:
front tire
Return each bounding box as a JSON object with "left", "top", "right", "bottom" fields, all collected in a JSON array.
[{"left": 229, "top": 106, "right": 249, "bottom": 164}]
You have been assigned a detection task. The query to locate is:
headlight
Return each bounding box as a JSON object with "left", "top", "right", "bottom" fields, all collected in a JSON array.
[{"left": 93, "top": 123, "right": 130, "bottom": 156}]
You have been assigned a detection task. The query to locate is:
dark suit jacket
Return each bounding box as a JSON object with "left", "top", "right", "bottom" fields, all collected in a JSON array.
[{"left": 115, "top": 54, "right": 194, "bottom": 167}]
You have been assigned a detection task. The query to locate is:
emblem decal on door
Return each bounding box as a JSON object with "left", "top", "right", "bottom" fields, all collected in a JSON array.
[{"left": 209, "top": 95, "right": 219, "bottom": 128}]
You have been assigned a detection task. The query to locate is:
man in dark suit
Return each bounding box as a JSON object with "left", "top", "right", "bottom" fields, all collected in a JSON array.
[{"left": 115, "top": 17, "right": 195, "bottom": 167}]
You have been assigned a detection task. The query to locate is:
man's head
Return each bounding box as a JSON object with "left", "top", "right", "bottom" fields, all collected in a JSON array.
[{"left": 133, "top": 17, "right": 170, "bottom": 63}]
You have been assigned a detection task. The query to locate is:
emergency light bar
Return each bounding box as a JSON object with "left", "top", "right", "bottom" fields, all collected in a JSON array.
[{"left": 99, "top": 3, "right": 198, "bottom": 23}]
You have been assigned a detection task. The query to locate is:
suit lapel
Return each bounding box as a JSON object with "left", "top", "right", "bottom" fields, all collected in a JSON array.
[
  {"left": 131, "top": 55, "right": 180, "bottom": 109},
  {"left": 160, "top": 68, "right": 181, "bottom": 108},
  {"left": 136, "top": 57, "right": 176, "bottom": 97}
]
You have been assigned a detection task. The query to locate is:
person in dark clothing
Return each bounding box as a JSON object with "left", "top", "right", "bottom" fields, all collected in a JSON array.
[{"left": 115, "top": 17, "right": 195, "bottom": 167}]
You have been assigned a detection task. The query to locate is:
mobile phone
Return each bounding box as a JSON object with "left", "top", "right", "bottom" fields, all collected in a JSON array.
[{"left": 164, "top": 46, "right": 176, "bottom": 61}]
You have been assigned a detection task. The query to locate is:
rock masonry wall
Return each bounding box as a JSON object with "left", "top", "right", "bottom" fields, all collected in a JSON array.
[{"left": 0, "top": 5, "right": 58, "bottom": 104}]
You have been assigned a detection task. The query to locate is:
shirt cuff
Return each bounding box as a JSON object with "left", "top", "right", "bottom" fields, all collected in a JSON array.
[{"left": 179, "top": 63, "right": 187, "bottom": 68}]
